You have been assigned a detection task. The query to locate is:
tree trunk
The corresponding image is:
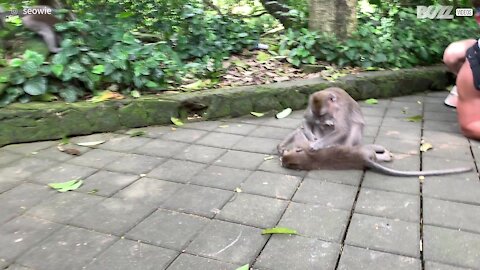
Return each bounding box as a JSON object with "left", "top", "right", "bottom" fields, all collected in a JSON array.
[
  {"left": 309, "top": 0, "right": 357, "bottom": 39},
  {"left": 37, "top": 0, "right": 65, "bottom": 9},
  {"left": 259, "top": 0, "right": 296, "bottom": 28}
]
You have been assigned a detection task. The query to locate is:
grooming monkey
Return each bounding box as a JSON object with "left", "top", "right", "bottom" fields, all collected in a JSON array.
[
  {"left": 277, "top": 87, "right": 364, "bottom": 154},
  {"left": 281, "top": 145, "right": 472, "bottom": 177},
  {"left": 0, "top": 5, "right": 61, "bottom": 53}
]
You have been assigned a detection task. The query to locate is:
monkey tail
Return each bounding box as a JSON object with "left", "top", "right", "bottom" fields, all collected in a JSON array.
[{"left": 366, "top": 160, "right": 473, "bottom": 177}]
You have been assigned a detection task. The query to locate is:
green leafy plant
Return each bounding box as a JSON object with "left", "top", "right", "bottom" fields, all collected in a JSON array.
[
  {"left": 278, "top": 28, "right": 320, "bottom": 66},
  {"left": 276, "top": 5, "right": 479, "bottom": 68}
]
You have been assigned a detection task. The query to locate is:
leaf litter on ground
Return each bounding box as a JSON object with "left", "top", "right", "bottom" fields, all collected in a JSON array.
[
  {"left": 261, "top": 227, "right": 298, "bottom": 235},
  {"left": 250, "top": 112, "right": 265, "bottom": 117},
  {"left": 364, "top": 98, "right": 378, "bottom": 105},
  {"left": 420, "top": 142, "right": 433, "bottom": 152},
  {"left": 176, "top": 51, "right": 366, "bottom": 90},
  {"left": 129, "top": 131, "right": 146, "bottom": 137},
  {"left": 89, "top": 90, "right": 124, "bottom": 103},
  {"left": 405, "top": 115, "right": 423, "bottom": 122},
  {"left": 236, "top": 264, "right": 249, "bottom": 270},
  {"left": 76, "top": 140, "right": 106, "bottom": 147},
  {"left": 276, "top": 108, "right": 292, "bottom": 119},
  {"left": 48, "top": 179, "right": 83, "bottom": 192},
  {"left": 171, "top": 117, "right": 184, "bottom": 126}
]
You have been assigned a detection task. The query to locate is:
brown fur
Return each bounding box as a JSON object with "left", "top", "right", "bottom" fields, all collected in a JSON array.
[
  {"left": 277, "top": 87, "right": 364, "bottom": 154},
  {"left": 281, "top": 145, "right": 472, "bottom": 177}
]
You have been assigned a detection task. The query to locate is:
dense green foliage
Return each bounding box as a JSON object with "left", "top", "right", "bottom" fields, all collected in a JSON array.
[
  {"left": 0, "top": 0, "right": 479, "bottom": 106},
  {"left": 0, "top": 0, "right": 261, "bottom": 104},
  {"left": 278, "top": 6, "right": 479, "bottom": 68}
]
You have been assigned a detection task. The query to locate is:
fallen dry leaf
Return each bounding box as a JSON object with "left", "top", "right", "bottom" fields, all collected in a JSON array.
[
  {"left": 420, "top": 142, "right": 433, "bottom": 152},
  {"left": 76, "top": 140, "right": 105, "bottom": 147},
  {"left": 57, "top": 145, "right": 81, "bottom": 156},
  {"left": 89, "top": 90, "right": 124, "bottom": 103}
]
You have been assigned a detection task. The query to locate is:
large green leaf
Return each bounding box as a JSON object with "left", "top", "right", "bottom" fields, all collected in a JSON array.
[
  {"left": 60, "top": 87, "right": 80, "bottom": 102},
  {"left": 405, "top": 115, "right": 423, "bottom": 122},
  {"left": 92, "top": 65, "right": 105, "bottom": 75},
  {"left": 134, "top": 64, "right": 150, "bottom": 77},
  {"left": 0, "top": 87, "right": 22, "bottom": 106},
  {"left": 236, "top": 264, "right": 249, "bottom": 270},
  {"left": 276, "top": 108, "right": 292, "bottom": 119},
  {"left": 61, "top": 46, "right": 80, "bottom": 57},
  {"left": 23, "top": 77, "right": 47, "bottom": 96},
  {"left": 171, "top": 117, "right": 184, "bottom": 126},
  {"left": 51, "top": 64, "right": 64, "bottom": 77},
  {"left": 0, "top": 73, "right": 9, "bottom": 83},
  {"left": 122, "top": 33, "right": 137, "bottom": 44},
  {"left": 364, "top": 98, "right": 378, "bottom": 105},
  {"left": 52, "top": 52, "right": 69, "bottom": 65},
  {"left": 145, "top": 81, "right": 159, "bottom": 88},
  {"left": 21, "top": 60, "right": 39, "bottom": 78},
  {"left": 67, "top": 62, "right": 86, "bottom": 75},
  {"left": 117, "top": 11, "right": 134, "bottom": 18},
  {"left": 9, "top": 72, "right": 26, "bottom": 85},
  {"left": 250, "top": 112, "right": 265, "bottom": 117},
  {"left": 23, "top": 50, "right": 45, "bottom": 65},
  {"left": 261, "top": 227, "right": 298, "bottom": 235},
  {"left": 9, "top": 58, "right": 23, "bottom": 67},
  {"left": 48, "top": 179, "right": 83, "bottom": 192}
]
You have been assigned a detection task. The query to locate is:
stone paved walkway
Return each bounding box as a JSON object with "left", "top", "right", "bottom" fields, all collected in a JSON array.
[{"left": 0, "top": 91, "right": 479, "bottom": 270}]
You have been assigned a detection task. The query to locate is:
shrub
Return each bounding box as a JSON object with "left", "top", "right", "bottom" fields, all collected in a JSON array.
[{"left": 278, "top": 6, "right": 479, "bottom": 68}]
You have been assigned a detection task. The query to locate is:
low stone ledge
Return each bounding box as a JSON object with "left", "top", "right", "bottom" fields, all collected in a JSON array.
[{"left": 0, "top": 65, "right": 451, "bottom": 146}]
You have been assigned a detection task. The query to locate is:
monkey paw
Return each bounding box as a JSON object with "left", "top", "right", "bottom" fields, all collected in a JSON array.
[{"left": 308, "top": 143, "right": 320, "bottom": 152}]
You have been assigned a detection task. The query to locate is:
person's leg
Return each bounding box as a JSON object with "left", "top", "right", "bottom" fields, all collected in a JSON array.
[
  {"left": 455, "top": 55, "right": 480, "bottom": 140},
  {"left": 443, "top": 39, "right": 477, "bottom": 108},
  {"left": 443, "top": 39, "right": 477, "bottom": 74}
]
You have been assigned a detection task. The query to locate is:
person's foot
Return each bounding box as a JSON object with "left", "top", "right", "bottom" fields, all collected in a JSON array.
[{"left": 444, "top": 86, "right": 458, "bottom": 108}]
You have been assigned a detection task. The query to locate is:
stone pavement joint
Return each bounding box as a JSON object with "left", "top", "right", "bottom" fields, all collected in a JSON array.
[{"left": 0, "top": 92, "right": 479, "bottom": 270}]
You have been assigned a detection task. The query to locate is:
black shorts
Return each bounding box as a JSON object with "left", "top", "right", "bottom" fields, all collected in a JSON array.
[{"left": 466, "top": 42, "right": 480, "bottom": 90}]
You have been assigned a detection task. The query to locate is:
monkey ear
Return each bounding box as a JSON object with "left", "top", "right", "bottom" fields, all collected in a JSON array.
[{"left": 328, "top": 93, "right": 337, "bottom": 102}]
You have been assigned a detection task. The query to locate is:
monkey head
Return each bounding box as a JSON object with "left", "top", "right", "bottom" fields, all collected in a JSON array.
[
  {"left": 309, "top": 90, "right": 339, "bottom": 117},
  {"left": 281, "top": 148, "right": 308, "bottom": 169}
]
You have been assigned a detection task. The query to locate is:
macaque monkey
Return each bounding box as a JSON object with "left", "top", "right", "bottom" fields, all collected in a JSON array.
[
  {"left": 0, "top": 5, "right": 61, "bottom": 53},
  {"left": 277, "top": 87, "right": 364, "bottom": 154},
  {"left": 281, "top": 145, "right": 472, "bottom": 177}
]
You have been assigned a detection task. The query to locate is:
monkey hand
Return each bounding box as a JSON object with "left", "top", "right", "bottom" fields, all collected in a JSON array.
[
  {"left": 324, "top": 144, "right": 338, "bottom": 148},
  {"left": 308, "top": 142, "right": 321, "bottom": 152},
  {"left": 277, "top": 145, "right": 286, "bottom": 155}
]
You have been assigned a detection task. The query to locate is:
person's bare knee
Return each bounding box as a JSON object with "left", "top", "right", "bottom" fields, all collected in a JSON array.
[
  {"left": 460, "top": 121, "right": 480, "bottom": 140},
  {"left": 444, "top": 39, "right": 477, "bottom": 73}
]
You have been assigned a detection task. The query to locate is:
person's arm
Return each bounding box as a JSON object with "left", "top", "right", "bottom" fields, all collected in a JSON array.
[{"left": 456, "top": 60, "right": 480, "bottom": 140}]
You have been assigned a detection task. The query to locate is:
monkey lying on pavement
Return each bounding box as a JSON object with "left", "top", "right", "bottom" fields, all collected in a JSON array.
[
  {"left": 281, "top": 144, "right": 472, "bottom": 177},
  {"left": 277, "top": 88, "right": 472, "bottom": 176}
]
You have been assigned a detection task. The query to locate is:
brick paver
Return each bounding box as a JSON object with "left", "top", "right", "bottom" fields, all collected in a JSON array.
[{"left": 1, "top": 92, "right": 480, "bottom": 269}]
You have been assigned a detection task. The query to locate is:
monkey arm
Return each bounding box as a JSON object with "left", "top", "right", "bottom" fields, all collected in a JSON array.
[
  {"left": 278, "top": 124, "right": 316, "bottom": 155},
  {"left": 308, "top": 122, "right": 353, "bottom": 150},
  {"left": 277, "top": 129, "right": 297, "bottom": 155},
  {"left": 309, "top": 132, "right": 345, "bottom": 151},
  {"left": 342, "top": 123, "right": 363, "bottom": 146},
  {"left": 302, "top": 119, "right": 317, "bottom": 141}
]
